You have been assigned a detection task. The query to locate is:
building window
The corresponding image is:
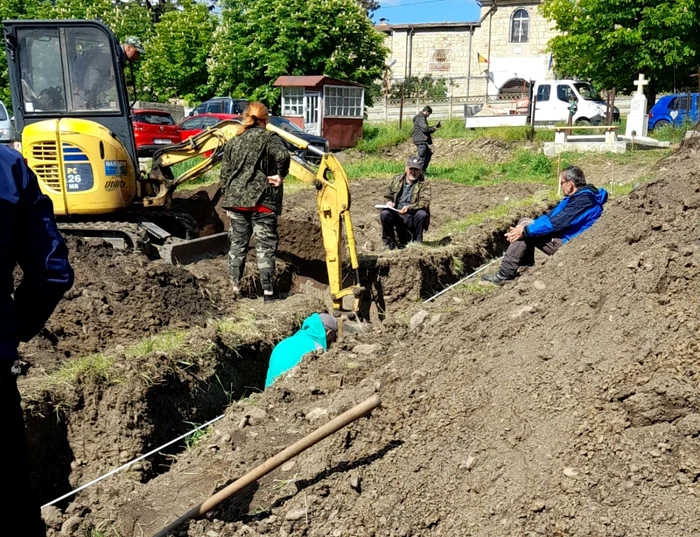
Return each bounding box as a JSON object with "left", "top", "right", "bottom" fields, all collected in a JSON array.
[
  {"left": 510, "top": 8, "right": 529, "bottom": 43},
  {"left": 282, "top": 87, "right": 304, "bottom": 116},
  {"left": 324, "top": 86, "right": 364, "bottom": 118},
  {"left": 429, "top": 49, "right": 451, "bottom": 72}
]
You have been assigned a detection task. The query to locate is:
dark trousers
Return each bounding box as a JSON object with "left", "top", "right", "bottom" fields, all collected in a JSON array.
[
  {"left": 500, "top": 218, "right": 563, "bottom": 278},
  {"left": 416, "top": 144, "right": 432, "bottom": 172},
  {"left": 380, "top": 209, "right": 429, "bottom": 247},
  {"left": 0, "top": 372, "right": 46, "bottom": 536},
  {"left": 228, "top": 211, "right": 278, "bottom": 293}
]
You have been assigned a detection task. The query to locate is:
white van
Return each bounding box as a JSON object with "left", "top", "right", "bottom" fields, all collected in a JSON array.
[
  {"left": 0, "top": 100, "right": 14, "bottom": 145},
  {"left": 465, "top": 79, "right": 619, "bottom": 128},
  {"left": 533, "top": 80, "right": 619, "bottom": 125}
]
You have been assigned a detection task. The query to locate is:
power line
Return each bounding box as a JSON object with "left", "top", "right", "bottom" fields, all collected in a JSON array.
[{"left": 379, "top": 0, "right": 450, "bottom": 9}]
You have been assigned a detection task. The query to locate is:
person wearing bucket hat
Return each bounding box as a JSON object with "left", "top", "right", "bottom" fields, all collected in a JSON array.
[
  {"left": 265, "top": 312, "right": 338, "bottom": 388},
  {"left": 379, "top": 155, "right": 431, "bottom": 250}
]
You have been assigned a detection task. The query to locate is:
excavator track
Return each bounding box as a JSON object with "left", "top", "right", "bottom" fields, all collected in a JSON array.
[{"left": 57, "top": 212, "right": 230, "bottom": 265}]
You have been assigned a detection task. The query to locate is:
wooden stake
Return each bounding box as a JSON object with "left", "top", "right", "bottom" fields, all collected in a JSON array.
[
  {"left": 556, "top": 153, "right": 562, "bottom": 197},
  {"left": 152, "top": 394, "right": 382, "bottom": 537}
]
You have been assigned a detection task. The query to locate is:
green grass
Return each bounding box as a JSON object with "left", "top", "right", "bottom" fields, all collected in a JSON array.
[
  {"left": 436, "top": 189, "right": 556, "bottom": 236},
  {"left": 125, "top": 329, "right": 189, "bottom": 358},
  {"left": 49, "top": 353, "right": 118, "bottom": 388},
  {"left": 456, "top": 281, "right": 497, "bottom": 295},
  {"left": 183, "top": 422, "right": 211, "bottom": 450},
  {"left": 356, "top": 122, "right": 411, "bottom": 152},
  {"left": 344, "top": 149, "right": 571, "bottom": 186}
]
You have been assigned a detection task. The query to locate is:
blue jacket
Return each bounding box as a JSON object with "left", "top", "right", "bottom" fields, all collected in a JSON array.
[
  {"left": 0, "top": 146, "right": 74, "bottom": 365},
  {"left": 265, "top": 313, "right": 328, "bottom": 388},
  {"left": 525, "top": 185, "right": 608, "bottom": 243}
]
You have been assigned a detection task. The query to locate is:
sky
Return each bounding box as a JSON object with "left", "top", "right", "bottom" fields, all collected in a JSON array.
[{"left": 372, "top": 0, "right": 482, "bottom": 25}]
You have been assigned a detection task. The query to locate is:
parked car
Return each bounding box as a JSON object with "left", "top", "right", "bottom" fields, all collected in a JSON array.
[
  {"left": 0, "top": 100, "right": 14, "bottom": 145},
  {"left": 648, "top": 93, "right": 697, "bottom": 131},
  {"left": 178, "top": 113, "right": 240, "bottom": 141},
  {"left": 190, "top": 97, "right": 249, "bottom": 117},
  {"left": 132, "top": 109, "right": 182, "bottom": 157},
  {"left": 268, "top": 116, "right": 329, "bottom": 162}
]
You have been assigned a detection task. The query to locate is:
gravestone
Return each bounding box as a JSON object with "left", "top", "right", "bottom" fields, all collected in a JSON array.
[{"left": 625, "top": 74, "right": 649, "bottom": 138}]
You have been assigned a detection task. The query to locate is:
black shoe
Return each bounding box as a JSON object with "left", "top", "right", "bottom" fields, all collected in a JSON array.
[
  {"left": 481, "top": 271, "right": 512, "bottom": 285},
  {"left": 383, "top": 242, "right": 395, "bottom": 251}
]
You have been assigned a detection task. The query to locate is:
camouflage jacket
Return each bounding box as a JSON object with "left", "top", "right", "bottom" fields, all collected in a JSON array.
[
  {"left": 220, "top": 127, "right": 290, "bottom": 214},
  {"left": 384, "top": 173, "right": 431, "bottom": 213}
]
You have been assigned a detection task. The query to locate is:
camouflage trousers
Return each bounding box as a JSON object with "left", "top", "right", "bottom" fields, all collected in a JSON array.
[{"left": 228, "top": 211, "right": 278, "bottom": 292}]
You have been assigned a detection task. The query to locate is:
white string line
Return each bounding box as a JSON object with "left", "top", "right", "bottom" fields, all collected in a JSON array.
[
  {"left": 41, "top": 414, "right": 226, "bottom": 508},
  {"left": 424, "top": 257, "right": 502, "bottom": 303}
]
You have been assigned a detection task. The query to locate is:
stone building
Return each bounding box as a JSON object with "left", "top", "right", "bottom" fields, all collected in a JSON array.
[{"left": 377, "top": 0, "right": 559, "bottom": 98}]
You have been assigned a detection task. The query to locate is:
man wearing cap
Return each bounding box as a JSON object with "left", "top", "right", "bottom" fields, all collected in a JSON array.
[
  {"left": 379, "top": 155, "right": 431, "bottom": 250},
  {"left": 265, "top": 313, "right": 338, "bottom": 387},
  {"left": 412, "top": 105, "right": 440, "bottom": 173},
  {"left": 73, "top": 35, "right": 143, "bottom": 110},
  {"left": 118, "top": 36, "right": 145, "bottom": 68}
]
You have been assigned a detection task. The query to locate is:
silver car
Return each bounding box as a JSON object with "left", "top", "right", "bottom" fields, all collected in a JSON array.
[{"left": 0, "top": 101, "right": 13, "bottom": 144}]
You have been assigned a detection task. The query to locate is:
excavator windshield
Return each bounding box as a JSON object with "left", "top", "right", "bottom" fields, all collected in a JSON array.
[{"left": 17, "top": 26, "right": 121, "bottom": 113}]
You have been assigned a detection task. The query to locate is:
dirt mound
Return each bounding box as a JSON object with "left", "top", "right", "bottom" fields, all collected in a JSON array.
[
  {"left": 21, "top": 238, "right": 224, "bottom": 372},
  {"left": 66, "top": 144, "right": 700, "bottom": 537}
]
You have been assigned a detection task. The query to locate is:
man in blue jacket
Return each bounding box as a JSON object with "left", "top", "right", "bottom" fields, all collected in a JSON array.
[
  {"left": 0, "top": 146, "right": 74, "bottom": 535},
  {"left": 265, "top": 313, "right": 337, "bottom": 388},
  {"left": 483, "top": 166, "right": 607, "bottom": 284}
]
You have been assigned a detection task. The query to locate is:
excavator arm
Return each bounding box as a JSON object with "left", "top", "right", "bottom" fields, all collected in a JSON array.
[{"left": 146, "top": 121, "right": 364, "bottom": 315}]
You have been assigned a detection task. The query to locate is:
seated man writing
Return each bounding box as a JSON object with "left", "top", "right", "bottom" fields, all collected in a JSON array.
[
  {"left": 482, "top": 165, "right": 607, "bottom": 284},
  {"left": 265, "top": 313, "right": 337, "bottom": 388},
  {"left": 380, "top": 155, "right": 431, "bottom": 250}
]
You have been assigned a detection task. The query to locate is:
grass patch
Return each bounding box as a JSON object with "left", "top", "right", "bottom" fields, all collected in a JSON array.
[
  {"left": 183, "top": 422, "right": 211, "bottom": 450},
  {"left": 435, "top": 189, "right": 556, "bottom": 236},
  {"left": 172, "top": 157, "right": 221, "bottom": 191},
  {"left": 356, "top": 122, "right": 411, "bottom": 153},
  {"left": 456, "top": 281, "right": 497, "bottom": 295},
  {"left": 49, "top": 353, "right": 118, "bottom": 388},
  {"left": 125, "top": 329, "right": 189, "bottom": 359}
]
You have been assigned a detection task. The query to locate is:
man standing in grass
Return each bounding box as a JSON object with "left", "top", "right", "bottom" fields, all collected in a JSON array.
[
  {"left": 412, "top": 106, "right": 440, "bottom": 173},
  {"left": 380, "top": 156, "right": 431, "bottom": 250}
]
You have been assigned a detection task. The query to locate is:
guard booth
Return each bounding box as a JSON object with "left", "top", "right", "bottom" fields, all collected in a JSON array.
[{"left": 273, "top": 76, "right": 364, "bottom": 149}]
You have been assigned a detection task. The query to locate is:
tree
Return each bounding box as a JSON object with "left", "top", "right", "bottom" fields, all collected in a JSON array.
[
  {"left": 389, "top": 75, "right": 448, "bottom": 100},
  {"left": 541, "top": 0, "right": 700, "bottom": 105},
  {"left": 208, "top": 0, "right": 388, "bottom": 107},
  {"left": 141, "top": 0, "right": 216, "bottom": 103},
  {"left": 357, "top": 0, "right": 379, "bottom": 15}
]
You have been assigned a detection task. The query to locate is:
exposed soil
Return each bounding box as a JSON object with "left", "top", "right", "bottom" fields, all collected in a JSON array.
[
  {"left": 19, "top": 238, "right": 225, "bottom": 374},
  {"left": 339, "top": 137, "right": 521, "bottom": 166},
  {"left": 51, "top": 140, "right": 700, "bottom": 537}
]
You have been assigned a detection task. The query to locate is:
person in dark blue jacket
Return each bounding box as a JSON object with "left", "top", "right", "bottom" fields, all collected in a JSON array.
[
  {"left": 0, "top": 146, "right": 74, "bottom": 535},
  {"left": 483, "top": 166, "right": 607, "bottom": 284}
]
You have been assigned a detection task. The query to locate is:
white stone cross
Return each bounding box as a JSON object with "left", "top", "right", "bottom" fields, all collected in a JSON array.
[{"left": 634, "top": 73, "right": 649, "bottom": 95}]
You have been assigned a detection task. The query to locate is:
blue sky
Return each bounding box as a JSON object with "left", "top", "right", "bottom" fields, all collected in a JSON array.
[{"left": 372, "top": 0, "right": 482, "bottom": 25}]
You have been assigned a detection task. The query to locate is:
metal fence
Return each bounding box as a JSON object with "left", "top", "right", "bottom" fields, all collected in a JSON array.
[{"left": 366, "top": 95, "right": 633, "bottom": 123}]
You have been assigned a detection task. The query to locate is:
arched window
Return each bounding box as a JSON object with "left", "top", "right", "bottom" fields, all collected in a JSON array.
[
  {"left": 510, "top": 8, "right": 529, "bottom": 43},
  {"left": 429, "top": 49, "right": 451, "bottom": 72}
]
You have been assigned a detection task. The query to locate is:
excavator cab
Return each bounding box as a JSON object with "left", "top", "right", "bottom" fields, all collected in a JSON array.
[{"left": 3, "top": 20, "right": 138, "bottom": 215}]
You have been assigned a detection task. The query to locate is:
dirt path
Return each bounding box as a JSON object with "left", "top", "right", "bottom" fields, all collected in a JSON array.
[{"left": 55, "top": 141, "right": 700, "bottom": 537}]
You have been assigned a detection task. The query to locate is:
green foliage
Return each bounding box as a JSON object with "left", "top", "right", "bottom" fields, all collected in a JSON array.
[
  {"left": 208, "top": 0, "right": 387, "bottom": 106},
  {"left": 356, "top": 122, "right": 411, "bottom": 152},
  {"left": 141, "top": 0, "right": 216, "bottom": 103},
  {"left": 541, "top": 0, "right": 700, "bottom": 95},
  {"left": 389, "top": 75, "right": 448, "bottom": 100}
]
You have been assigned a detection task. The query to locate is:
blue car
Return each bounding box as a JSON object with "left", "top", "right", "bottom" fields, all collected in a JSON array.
[{"left": 648, "top": 93, "right": 698, "bottom": 131}]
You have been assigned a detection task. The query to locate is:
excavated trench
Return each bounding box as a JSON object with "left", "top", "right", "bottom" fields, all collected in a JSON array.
[{"left": 24, "top": 180, "right": 555, "bottom": 522}]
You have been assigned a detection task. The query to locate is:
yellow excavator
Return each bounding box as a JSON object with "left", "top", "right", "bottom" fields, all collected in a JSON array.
[{"left": 2, "top": 19, "right": 363, "bottom": 315}]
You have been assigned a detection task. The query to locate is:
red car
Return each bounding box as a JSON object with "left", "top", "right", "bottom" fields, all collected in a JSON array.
[
  {"left": 132, "top": 109, "right": 182, "bottom": 157},
  {"left": 178, "top": 113, "right": 240, "bottom": 141}
]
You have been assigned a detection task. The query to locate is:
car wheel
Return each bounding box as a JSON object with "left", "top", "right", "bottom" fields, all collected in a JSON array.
[
  {"left": 574, "top": 118, "right": 591, "bottom": 126},
  {"left": 653, "top": 119, "right": 671, "bottom": 131}
]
